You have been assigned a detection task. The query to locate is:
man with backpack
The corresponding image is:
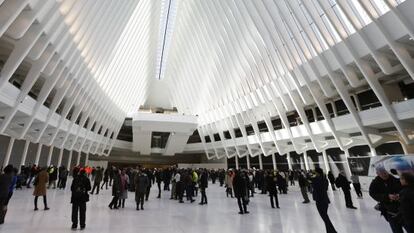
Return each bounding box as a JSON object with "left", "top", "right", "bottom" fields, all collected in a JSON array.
[{"left": 71, "top": 168, "right": 91, "bottom": 230}]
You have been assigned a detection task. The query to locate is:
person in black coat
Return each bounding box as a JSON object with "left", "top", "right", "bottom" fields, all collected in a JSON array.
[
  {"left": 312, "top": 168, "right": 337, "bottom": 233},
  {"left": 108, "top": 168, "right": 121, "bottom": 209},
  {"left": 298, "top": 172, "right": 310, "bottom": 203},
  {"left": 400, "top": 172, "right": 414, "bottom": 233},
  {"left": 233, "top": 170, "right": 249, "bottom": 214},
  {"left": 266, "top": 171, "right": 279, "bottom": 208},
  {"left": 335, "top": 171, "right": 357, "bottom": 209},
  {"left": 101, "top": 168, "right": 109, "bottom": 190},
  {"left": 155, "top": 169, "right": 163, "bottom": 198},
  {"left": 0, "top": 165, "right": 14, "bottom": 224},
  {"left": 71, "top": 169, "right": 91, "bottom": 230},
  {"left": 369, "top": 166, "right": 404, "bottom": 233},
  {"left": 199, "top": 169, "right": 208, "bottom": 205}
]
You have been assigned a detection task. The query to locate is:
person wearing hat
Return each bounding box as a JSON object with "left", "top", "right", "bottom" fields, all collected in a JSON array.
[{"left": 369, "top": 164, "right": 404, "bottom": 233}]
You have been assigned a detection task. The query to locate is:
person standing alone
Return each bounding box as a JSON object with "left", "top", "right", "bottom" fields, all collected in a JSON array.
[
  {"left": 199, "top": 169, "right": 208, "bottom": 205},
  {"left": 134, "top": 169, "right": 149, "bottom": 211},
  {"left": 71, "top": 169, "right": 91, "bottom": 230},
  {"left": 33, "top": 168, "right": 49, "bottom": 211},
  {"left": 335, "top": 171, "right": 357, "bottom": 209},
  {"left": 312, "top": 168, "right": 337, "bottom": 233}
]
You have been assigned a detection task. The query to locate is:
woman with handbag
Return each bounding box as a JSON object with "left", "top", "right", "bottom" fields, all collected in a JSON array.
[{"left": 33, "top": 167, "right": 49, "bottom": 211}]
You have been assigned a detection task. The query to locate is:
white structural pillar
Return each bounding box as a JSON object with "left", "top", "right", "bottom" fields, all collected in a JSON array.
[
  {"left": 76, "top": 151, "right": 81, "bottom": 166},
  {"left": 46, "top": 146, "right": 54, "bottom": 166},
  {"left": 322, "top": 150, "right": 331, "bottom": 173},
  {"left": 370, "top": 147, "right": 378, "bottom": 156},
  {"left": 271, "top": 154, "right": 277, "bottom": 170},
  {"left": 303, "top": 151, "right": 310, "bottom": 171},
  {"left": 3, "top": 137, "right": 15, "bottom": 168},
  {"left": 287, "top": 153, "right": 293, "bottom": 170},
  {"left": 258, "top": 154, "right": 263, "bottom": 170},
  {"left": 57, "top": 148, "right": 64, "bottom": 167},
  {"left": 235, "top": 155, "right": 239, "bottom": 169},
  {"left": 34, "top": 143, "right": 43, "bottom": 165},
  {"left": 67, "top": 150, "right": 73, "bottom": 169},
  {"left": 85, "top": 153, "right": 89, "bottom": 166},
  {"left": 19, "top": 140, "right": 30, "bottom": 172},
  {"left": 246, "top": 155, "right": 251, "bottom": 169}
]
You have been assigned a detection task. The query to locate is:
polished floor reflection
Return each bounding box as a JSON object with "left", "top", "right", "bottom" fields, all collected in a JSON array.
[{"left": 1, "top": 181, "right": 390, "bottom": 233}]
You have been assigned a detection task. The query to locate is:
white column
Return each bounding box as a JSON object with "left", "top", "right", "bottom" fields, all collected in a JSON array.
[
  {"left": 76, "top": 151, "right": 81, "bottom": 166},
  {"left": 19, "top": 140, "right": 30, "bottom": 172},
  {"left": 57, "top": 148, "right": 64, "bottom": 167},
  {"left": 370, "top": 147, "right": 377, "bottom": 157},
  {"left": 67, "top": 150, "right": 73, "bottom": 169},
  {"left": 322, "top": 150, "right": 331, "bottom": 172},
  {"left": 312, "top": 108, "right": 317, "bottom": 121},
  {"left": 46, "top": 146, "right": 54, "bottom": 166},
  {"left": 3, "top": 137, "right": 15, "bottom": 168},
  {"left": 258, "top": 154, "right": 263, "bottom": 170},
  {"left": 246, "top": 155, "right": 251, "bottom": 169},
  {"left": 303, "top": 151, "right": 310, "bottom": 171},
  {"left": 272, "top": 154, "right": 277, "bottom": 170},
  {"left": 287, "top": 153, "right": 293, "bottom": 170},
  {"left": 85, "top": 153, "right": 89, "bottom": 166},
  {"left": 235, "top": 155, "right": 239, "bottom": 169},
  {"left": 331, "top": 101, "right": 338, "bottom": 117},
  {"left": 343, "top": 149, "right": 352, "bottom": 178},
  {"left": 34, "top": 143, "right": 43, "bottom": 165}
]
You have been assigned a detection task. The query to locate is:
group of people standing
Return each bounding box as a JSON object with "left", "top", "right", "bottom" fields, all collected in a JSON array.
[{"left": 0, "top": 163, "right": 413, "bottom": 233}]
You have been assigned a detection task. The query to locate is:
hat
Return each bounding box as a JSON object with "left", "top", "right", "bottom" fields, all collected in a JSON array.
[{"left": 375, "top": 164, "right": 387, "bottom": 173}]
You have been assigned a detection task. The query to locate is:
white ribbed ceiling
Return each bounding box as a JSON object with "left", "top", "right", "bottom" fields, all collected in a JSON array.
[{"left": 54, "top": 0, "right": 406, "bottom": 117}]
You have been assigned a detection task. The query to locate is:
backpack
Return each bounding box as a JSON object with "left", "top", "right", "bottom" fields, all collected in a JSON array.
[{"left": 72, "top": 178, "right": 86, "bottom": 200}]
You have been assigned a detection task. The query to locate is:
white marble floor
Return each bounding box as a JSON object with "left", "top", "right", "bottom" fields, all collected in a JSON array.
[{"left": 1, "top": 182, "right": 391, "bottom": 233}]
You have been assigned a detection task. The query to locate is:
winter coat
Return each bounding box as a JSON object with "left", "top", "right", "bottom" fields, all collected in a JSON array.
[
  {"left": 298, "top": 174, "right": 309, "bottom": 188},
  {"left": 120, "top": 174, "right": 129, "bottom": 199},
  {"left": 33, "top": 170, "right": 49, "bottom": 196},
  {"left": 112, "top": 174, "right": 122, "bottom": 197},
  {"left": 70, "top": 174, "right": 91, "bottom": 204},
  {"left": 335, "top": 174, "right": 351, "bottom": 190},
  {"left": 233, "top": 173, "right": 248, "bottom": 198},
  {"left": 266, "top": 174, "right": 277, "bottom": 193},
  {"left": 224, "top": 174, "right": 233, "bottom": 188},
  {"left": 369, "top": 175, "right": 402, "bottom": 216},
  {"left": 0, "top": 174, "right": 13, "bottom": 199},
  {"left": 94, "top": 169, "right": 103, "bottom": 183},
  {"left": 48, "top": 167, "right": 58, "bottom": 181},
  {"left": 400, "top": 185, "right": 414, "bottom": 233},
  {"left": 199, "top": 173, "right": 208, "bottom": 189},
  {"left": 312, "top": 175, "right": 330, "bottom": 204},
  {"left": 135, "top": 173, "right": 149, "bottom": 195}
]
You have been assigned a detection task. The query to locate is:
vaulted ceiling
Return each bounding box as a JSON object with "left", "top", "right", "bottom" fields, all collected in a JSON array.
[{"left": 0, "top": 0, "right": 413, "bottom": 157}]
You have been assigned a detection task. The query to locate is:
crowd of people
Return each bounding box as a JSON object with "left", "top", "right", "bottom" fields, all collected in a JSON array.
[{"left": 0, "top": 163, "right": 413, "bottom": 233}]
